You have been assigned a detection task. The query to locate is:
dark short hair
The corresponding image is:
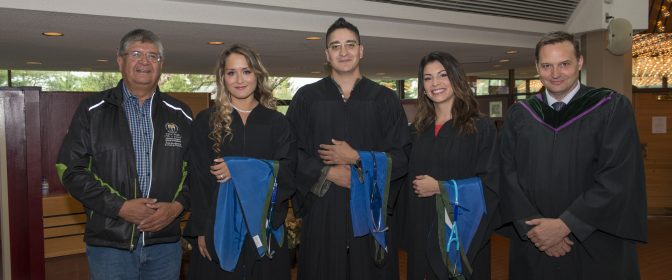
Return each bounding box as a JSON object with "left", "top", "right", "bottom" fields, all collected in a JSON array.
[
  {"left": 535, "top": 31, "right": 581, "bottom": 62},
  {"left": 117, "top": 29, "right": 164, "bottom": 57},
  {"left": 325, "top": 17, "right": 361, "bottom": 48}
]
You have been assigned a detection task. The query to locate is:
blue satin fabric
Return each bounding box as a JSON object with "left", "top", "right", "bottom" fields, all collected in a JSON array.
[
  {"left": 440, "top": 177, "right": 486, "bottom": 274},
  {"left": 350, "top": 151, "right": 389, "bottom": 251},
  {"left": 213, "top": 157, "right": 283, "bottom": 272}
]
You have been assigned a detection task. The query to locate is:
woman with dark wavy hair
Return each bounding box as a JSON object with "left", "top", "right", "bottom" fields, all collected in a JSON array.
[
  {"left": 183, "top": 44, "right": 295, "bottom": 280},
  {"left": 404, "top": 51, "right": 499, "bottom": 280}
]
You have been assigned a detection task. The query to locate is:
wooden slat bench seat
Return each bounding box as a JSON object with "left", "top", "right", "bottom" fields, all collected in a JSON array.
[
  {"left": 42, "top": 193, "right": 192, "bottom": 258},
  {"left": 42, "top": 194, "right": 86, "bottom": 258}
]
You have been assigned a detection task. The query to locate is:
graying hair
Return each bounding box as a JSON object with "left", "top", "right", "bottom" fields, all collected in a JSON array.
[{"left": 117, "top": 29, "right": 164, "bottom": 57}]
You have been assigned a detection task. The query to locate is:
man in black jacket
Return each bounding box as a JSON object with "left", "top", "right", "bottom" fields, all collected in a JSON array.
[{"left": 57, "top": 29, "right": 192, "bottom": 280}]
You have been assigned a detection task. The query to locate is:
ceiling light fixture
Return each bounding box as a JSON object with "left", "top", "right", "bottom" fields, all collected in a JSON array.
[
  {"left": 207, "top": 41, "right": 225, "bottom": 45},
  {"left": 305, "top": 36, "right": 321, "bottom": 40},
  {"left": 96, "top": 59, "right": 108, "bottom": 62},
  {"left": 506, "top": 50, "right": 518, "bottom": 54},
  {"left": 26, "top": 61, "right": 42, "bottom": 65},
  {"left": 493, "top": 64, "right": 502, "bottom": 67},
  {"left": 498, "top": 59, "right": 510, "bottom": 63},
  {"left": 42, "top": 32, "right": 64, "bottom": 37}
]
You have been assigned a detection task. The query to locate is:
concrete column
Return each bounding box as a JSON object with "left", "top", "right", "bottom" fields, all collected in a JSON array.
[{"left": 581, "top": 30, "right": 633, "bottom": 100}]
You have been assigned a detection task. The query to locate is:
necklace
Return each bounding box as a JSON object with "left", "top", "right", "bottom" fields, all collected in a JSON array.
[{"left": 231, "top": 104, "right": 253, "bottom": 113}]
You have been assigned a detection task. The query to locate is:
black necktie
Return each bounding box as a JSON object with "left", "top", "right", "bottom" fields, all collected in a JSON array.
[{"left": 552, "top": 102, "right": 566, "bottom": 111}]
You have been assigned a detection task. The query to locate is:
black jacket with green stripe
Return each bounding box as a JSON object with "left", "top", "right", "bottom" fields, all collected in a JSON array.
[{"left": 56, "top": 80, "right": 192, "bottom": 250}]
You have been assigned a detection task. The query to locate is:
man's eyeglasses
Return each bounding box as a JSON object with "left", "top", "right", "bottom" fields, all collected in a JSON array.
[
  {"left": 327, "top": 41, "right": 359, "bottom": 52},
  {"left": 121, "top": 51, "right": 162, "bottom": 63}
]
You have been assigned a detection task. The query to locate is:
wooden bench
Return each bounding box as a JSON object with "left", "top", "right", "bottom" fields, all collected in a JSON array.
[
  {"left": 42, "top": 194, "right": 86, "bottom": 258},
  {"left": 42, "top": 194, "right": 192, "bottom": 258}
]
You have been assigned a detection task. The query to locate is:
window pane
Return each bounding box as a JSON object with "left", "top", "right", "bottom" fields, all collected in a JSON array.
[
  {"left": 490, "top": 79, "right": 506, "bottom": 86},
  {"left": 0, "top": 70, "right": 7, "bottom": 86},
  {"left": 405, "top": 78, "right": 418, "bottom": 99},
  {"left": 489, "top": 79, "right": 508, "bottom": 94},
  {"left": 476, "top": 79, "right": 489, "bottom": 95},
  {"left": 376, "top": 80, "right": 397, "bottom": 92},
  {"left": 529, "top": 79, "right": 543, "bottom": 93},
  {"left": 276, "top": 105, "right": 289, "bottom": 115},
  {"left": 515, "top": 80, "right": 526, "bottom": 93},
  {"left": 271, "top": 77, "right": 293, "bottom": 100}
]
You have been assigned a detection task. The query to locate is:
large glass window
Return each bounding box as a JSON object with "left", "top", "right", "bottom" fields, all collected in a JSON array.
[
  {"left": 9, "top": 70, "right": 124, "bottom": 91},
  {"left": 4, "top": 70, "right": 221, "bottom": 92}
]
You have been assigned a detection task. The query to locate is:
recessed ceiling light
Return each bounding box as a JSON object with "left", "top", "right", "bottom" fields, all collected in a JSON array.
[
  {"left": 498, "top": 59, "right": 510, "bottom": 63},
  {"left": 305, "top": 36, "right": 321, "bottom": 40},
  {"left": 42, "top": 32, "right": 64, "bottom": 37},
  {"left": 493, "top": 64, "right": 502, "bottom": 67},
  {"left": 207, "top": 41, "right": 225, "bottom": 45},
  {"left": 96, "top": 59, "right": 109, "bottom": 62},
  {"left": 310, "top": 71, "right": 321, "bottom": 74},
  {"left": 506, "top": 50, "right": 518, "bottom": 54},
  {"left": 26, "top": 61, "right": 42, "bottom": 65}
]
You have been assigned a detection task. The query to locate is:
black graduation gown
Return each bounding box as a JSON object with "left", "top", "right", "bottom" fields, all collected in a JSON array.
[
  {"left": 183, "top": 106, "right": 296, "bottom": 280},
  {"left": 404, "top": 117, "right": 499, "bottom": 280},
  {"left": 499, "top": 86, "right": 648, "bottom": 280},
  {"left": 286, "top": 77, "right": 409, "bottom": 280}
]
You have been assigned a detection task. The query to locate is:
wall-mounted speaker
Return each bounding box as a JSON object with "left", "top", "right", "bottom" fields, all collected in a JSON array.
[{"left": 606, "top": 18, "right": 633, "bottom": 56}]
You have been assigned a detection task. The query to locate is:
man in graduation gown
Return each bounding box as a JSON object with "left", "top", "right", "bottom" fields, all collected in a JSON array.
[
  {"left": 286, "top": 17, "right": 409, "bottom": 280},
  {"left": 499, "top": 31, "right": 647, "bottom": 280}
]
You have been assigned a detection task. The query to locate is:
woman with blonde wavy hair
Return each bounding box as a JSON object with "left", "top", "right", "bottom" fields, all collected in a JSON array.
[
  {"left": 403, "top": 51, "right": 499, "bottom": 280},
  {"left": 184, "top": 44, "right": 296, "bottom": 280}
]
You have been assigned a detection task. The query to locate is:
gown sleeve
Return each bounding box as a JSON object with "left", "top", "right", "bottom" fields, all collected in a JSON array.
[
  {"left": 378, "top": 91, "right": 410, "bottom": 212},
  {"left": 286, "top": 87, "right": 325, "bottom": 216},
  {"left": 475, "top": 118, "right": 499, "bottom": 199},
  {"left": 499, "top": 105, "right": 542, "bottom": 240},
  {"left": 183, "top": 110, "right": 217, "bottom": 237},
  {"left": 271, "top": 112, "right": 298, "bottom": 227},
  {"left": 560, "top": 95, "right": 647, "bottom": 242},
  {"left": 474, "top": 118, "right": 501, "bottom": 237}
]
